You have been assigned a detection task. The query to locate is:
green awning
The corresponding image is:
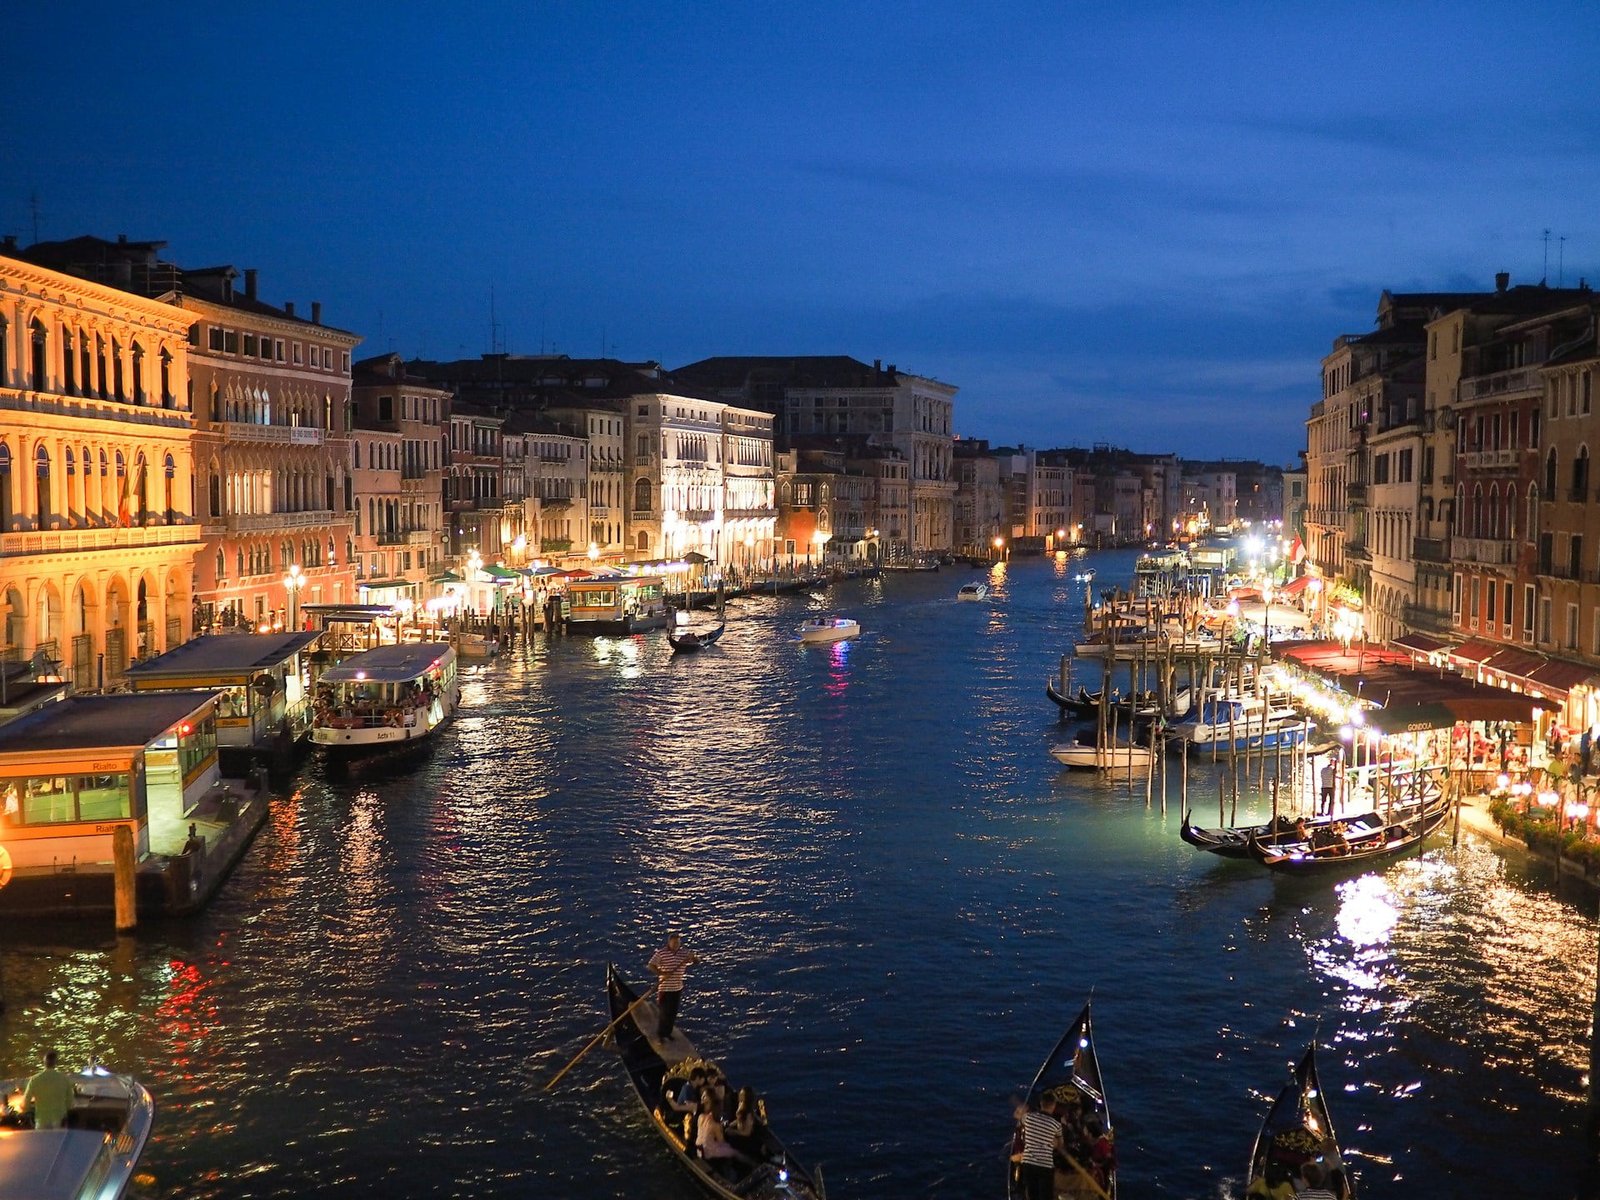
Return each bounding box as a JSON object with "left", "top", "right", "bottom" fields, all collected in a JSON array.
[
  {"left": 430, "top": 570, "right": 463, "bottom": 584},
  {"left": 482, "top": 565, "right": 521, "bottom": 581}
]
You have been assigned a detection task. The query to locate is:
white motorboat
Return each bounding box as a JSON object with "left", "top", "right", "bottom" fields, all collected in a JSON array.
[
  {"left": 311, "top": 643, "right": 460, "bottom": 754},
  {"left": 956, "top": 582, "right": 989, "bottom": 602},
  {"left": 0, "top": 1061, "right": 154, "bottom": 1200},
  {"left": 1073, "top": 567, "right": 1097, "bottom": 582},
  {"left": 1051, "top": 740, "right": 1156, "bottom": 770},
  {"left": 1166, "top": 692, "right": 1309, "bottom": 752},
  {"left": 797, "top": 616, "right": 861, "bottom": 644}
]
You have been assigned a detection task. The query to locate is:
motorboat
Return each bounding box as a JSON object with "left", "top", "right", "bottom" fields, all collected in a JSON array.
[
  {"left": 0, "top": 1060, "right": 154, "bottom": 1200},
  {"left": 1051, "top": 730, "right": 1156, "bottom": 771},
  {"left": 310, "top": 643, "right": 460, "bottom": 755},
  {"left": 1165, "top": 692, "right": 1309, "bottom": 753},
  {"left": 797, "top": 616, "right": 860, "bottom": 645},
  {"left": 956, "top": 582, "right": 989, "bottom": 602},
  {"left": 1073, "top": 567, "right": 1097, "bottom": 583}
]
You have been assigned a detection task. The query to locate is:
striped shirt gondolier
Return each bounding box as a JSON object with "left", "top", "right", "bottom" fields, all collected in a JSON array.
[
  {"left": 1019, "top": 1110, "right": 1060, "bottom": 1168},
  {"left": 649, "top": 947, "right": 695, "bottom": 994}
]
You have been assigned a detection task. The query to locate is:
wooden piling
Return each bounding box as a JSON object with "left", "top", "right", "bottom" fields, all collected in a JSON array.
[{"left": 113, "top": 824, "right": 137, "bottom": 934}]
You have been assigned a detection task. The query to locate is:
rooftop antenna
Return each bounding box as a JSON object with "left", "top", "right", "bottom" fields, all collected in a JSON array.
[
  {"left": 1559, "top": 236, "right": 1567, "bottom": 287},
  {"left": 1543, "top": 229, "right": 1551, "bottom": 284}
]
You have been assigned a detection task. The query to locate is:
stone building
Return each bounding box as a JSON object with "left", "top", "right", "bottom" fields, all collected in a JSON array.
[{"left": 0, "top": 246, "right": 201, "bottom": 687}]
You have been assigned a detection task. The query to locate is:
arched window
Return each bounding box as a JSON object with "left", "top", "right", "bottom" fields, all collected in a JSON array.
[
  {"left": 1574, "top": 445, "right": 1591, "bottom": 501},
  {"left": 1472, "top": 484, "right": 1484, "bottom": 538},
  {"left": 34, "top": 444, "right": 51, "bottom": 525},
  {"left": 633, "top": 477, "right": 652, "bottom": 512},
  {"left": 30, "top": 321, "right": 48, "bottom": 391},
  {"left": 159, "top": 348, "right": 173, "bottom": 407},
  {"left": 1486, "top": 485, "right": 1499, "bottom": 538},
  {"left": 133, "top": 453, "right": 149, "bottom": 523},
  {"left": 209, "top": 473, "right": 221, "bottom": 517},
  {"left": 216, "top": 550, "right": 227, "bottom": 581},
  {"left": 132, "top": 343, "right": 146, "bottom": 404},
  {"left": 1528, "top": 485, "right": 1540, "bottom": 541},
  {"left": 112, "top": 338, "right": 125, "bottom": 401},
  {"left": 1505, "top": 485, "right": 1518, "bottom": 540},
  {"left": 64, "top": 447, "right": 76, "bottom": 525},
  {"left": 164, "top": 453, "right": 176, "bottom": 522},
  {"left": 61, "top": 328, "right": 75, "bottom": 393},
  {"left": 115, "top": 450, "right": 127, "bottom": 525}
]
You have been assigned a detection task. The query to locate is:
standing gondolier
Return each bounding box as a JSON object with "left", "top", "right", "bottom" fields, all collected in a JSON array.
[
  {"left": 1016, "top": 1092, "right": 1065, "bottom": 1200},
  {"left": 647, "top": 932, "right": 701, "bottom": 1042}
]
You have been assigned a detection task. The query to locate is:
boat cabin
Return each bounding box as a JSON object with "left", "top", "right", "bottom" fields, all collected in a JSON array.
[
  {"left": 0, "top": 692, "right": 222, "bottom": 874},
  {"left": 311, "top": 643, "right": 458, "bottom": 743},
  {"left": 125, "top": 631, "right": 321, "bottom": 750},
  {"left": 564, "top": 575, "right": 669, "bottom": 634}
]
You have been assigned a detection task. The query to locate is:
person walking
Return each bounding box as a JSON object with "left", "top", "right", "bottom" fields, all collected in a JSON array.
[
  {"left": 22, "top": 1050, "right": 74, "bottom": 1129},
  {"left": 647, "top": 932, "right": 701, "bottom": 1043}
]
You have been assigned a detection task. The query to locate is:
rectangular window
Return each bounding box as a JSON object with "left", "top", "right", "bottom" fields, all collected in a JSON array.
[
  {"left": 208, "top": 327, "right": 225, "bottom": 351},
  {"left": 1422, "top": 446, "right": 1434, "bottom": 485},
  {"left": 293, "top": 343, "right": 303, "bottom": 365},
  {"left": 1524, "top": 584, "right": 1536, "bottom": 638},
  {"left": 275, "top": 339, "right": 286, "bottom": 362},
  {"left": 1567, "top": 603, "right": 1580, "bottom": 650},
  {"left": 1585, "top": 370, "right": 1594, "bottom": 415},
  {"left": 1486, "top": 581, "right": 1497, "bottom": 624},
  {"left": 1469, "top": 576, "right": 1480, "bottom": 627},
  {"left": 1593, "top": 608, "right": 1600, "bottom": 655},
  {"left": 1539, "top": 595, "right": 1552, "bottom": 643},
  {"left": 341, "top": 352, "right": 350, "bottom": 373},
  {"left": 1373, "top": 455, "right": 1390, "bottom": 484},
  {"left": 243, "top": 334, "right": 257, "bottom": 357},
  {"left": 323, "top": 348, "right": 332, "bottom": 369},
  {"left": 223, "top": 331, "right": 238, "bottom": 354},
  {"left": 1398, "top": 448, "right": 1414, "bottom": 483},
  {"left": 1504, "top": 582, "right": 1514, "bottom": 635}
]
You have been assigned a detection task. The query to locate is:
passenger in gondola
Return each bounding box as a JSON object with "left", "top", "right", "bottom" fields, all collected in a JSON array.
[
  {"left": 1246, "top": 1163, "right": 1297, "bottom": 1200},
  {"left": 1326, "top": 822, "right": 1349, "bottom": 856},
  {"left": 1291, "top": 1161, "right": 1339, "bottom": 1199},
  {"left": 1087, "top": 1121, "right": 1116, "bottom": 1190},
  {"left": 695, "top": 1091, "right": 753, "bottom": 1178},
  {"left": 727, "top": 1087, "right": 767, "bottom": 1159},
  {"left": 1294, "top": 817, "right": 1310, "bottom": 843},
  {"left": 663, "top": 1066, "right": 707, "bottom": 1115}
]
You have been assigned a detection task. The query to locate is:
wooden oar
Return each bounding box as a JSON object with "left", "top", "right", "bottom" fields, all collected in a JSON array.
[
  {"left": 543, "top": 988, "right": 654, "bottom": 1091},
  {"left": 1059, "top": 1150, "right": 1112, "bottom": 1200}
]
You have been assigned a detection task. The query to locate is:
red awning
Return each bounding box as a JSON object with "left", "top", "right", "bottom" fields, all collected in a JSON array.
[
  {"left": 1278, "top": 575, "right": 1314, "bottom": 597},
  {"left": 1448, "top": 638, "right": 1502, "bottom": 664},
  {"left": 1392, "top": 632, "right": 1447, "bottom": 654},
  {"left": 1527, "top": 659, "right": 1600, "bottom": 694},
  {"left": 1482, "top": 647, "right": 1546, "bottom": 679}
]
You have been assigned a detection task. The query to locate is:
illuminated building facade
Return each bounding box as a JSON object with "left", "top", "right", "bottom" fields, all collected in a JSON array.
[{"left": 0, "top": 247, "right": 200, "bottom": 687}]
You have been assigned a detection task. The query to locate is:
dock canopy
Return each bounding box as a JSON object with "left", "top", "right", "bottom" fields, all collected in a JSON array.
[{"left": 126, "top": 632, "right": 321, "bottom": 681}]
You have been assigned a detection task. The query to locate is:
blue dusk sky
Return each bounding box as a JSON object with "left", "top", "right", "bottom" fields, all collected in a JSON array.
[{"left": 6, "top": 2, "right": 1598, "bottom": 464}]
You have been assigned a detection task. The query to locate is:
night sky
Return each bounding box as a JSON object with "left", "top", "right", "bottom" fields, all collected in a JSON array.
[{"left": 8, "top": 3, "right": 1597, "bottom": 463}]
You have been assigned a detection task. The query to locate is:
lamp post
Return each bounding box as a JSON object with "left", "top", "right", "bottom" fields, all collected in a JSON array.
[
  {"left": 284, "top": 563, "right": 304, "bottom": 631},
  {"left": 993, "top": 534, "right": 1005, "bottom": 564}
]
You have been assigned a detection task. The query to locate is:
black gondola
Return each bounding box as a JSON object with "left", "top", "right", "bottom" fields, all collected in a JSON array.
[
  {"left": 1008, "top": 1001, "right": 1115, "bottom": 1200},
  {"left": 1180, "top": 809, "right": 1302, "bottom": 858},
  {"left": 668, "top": 622, "right": 726, "bottom": 653},
  {"left": 1045, "top": 679, "right": 1105, "bottom": 718},
  {"left": 1246, "top": 1043, "right": 1353, "bottom": 1198},
  {"left": 603, "top": 965, "right": 823, "bottom": 1200},
  {"left": 1245, "top": 795, "right": 1452, "bottom": 872}
]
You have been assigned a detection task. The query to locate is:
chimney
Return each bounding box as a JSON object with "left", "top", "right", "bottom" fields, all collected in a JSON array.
[
  {"left": 244, "top": 269, "right": 258, "bottom": 300},
  {"left": 1, "top": 235, "right": 15, "bottom": 253},
  {"left": 1495, "top": 271, "right": 1510, "bottom": 293},
  {"left": 284, "top": 300, "right": 295, "bottom": 317},
  {"left": 312, "top": 301, "right": 322, "bottom": 325},
  {"left": 117, "top": 233, "right": 128, "bottom": 244}
]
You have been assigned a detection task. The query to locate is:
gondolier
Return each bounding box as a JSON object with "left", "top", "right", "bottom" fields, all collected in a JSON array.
[
  {"left": 1016, "top": 1093, "right": 1065, "bottom": 1200},
  {"left": 647, "top": 932, "right": 701, "bottom": 1042}
]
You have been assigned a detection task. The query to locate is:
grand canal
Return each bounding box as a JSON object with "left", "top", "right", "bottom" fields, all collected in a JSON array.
[{"left": 1, "top": 550, "right": 1594, "bottom": 1198}]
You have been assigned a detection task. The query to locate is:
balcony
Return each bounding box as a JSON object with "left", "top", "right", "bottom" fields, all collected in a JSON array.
[
  {"left": 1461, "top": 449, "right": 1519, "bottom": 471},
  {"left": 1456, "top": 536, "right": 1516, "bottom": 565},
  {"left": 1412, "top": 536, "right": 1449, "bottom": 564},
  {"left": 227, "top": 509, "right": 337, "bottom": 533},
  {"left": 629, "top": 510, "right": 655, "bottom": 522},
  {"left": 1403, "top": 602, "right": 1454, "bottom": 635},
  {"left": 1344, "top": 541, "right": 1370, "bottom": 561},
  {"left": 1, "top": 523, "right": 202, "bottom": 555},
  {"left": 1460, "top": 367, "right": 1541, "bottom": 404},
  {"left": 219, "top": 420, "right": 325, "bottom": 446},
  {"left": 376, "top": 530, "right": 407, "bottom": 545}
]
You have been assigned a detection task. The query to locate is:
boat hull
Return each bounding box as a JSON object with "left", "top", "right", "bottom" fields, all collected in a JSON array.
[
  {"left": 0, "top": 1064, "right": 154, "bottom": 1200},
  {"left": 1051, "top": 743, "right": 1155, "bottom": 770},
  {"left": 1248, "top": 1045, "right": 1352, "bottom": 1198},
  {"left": 1248, "top": 798, "right": 1452, "bottom": 873},
  {"left": 312, "top": 696, "right": 457, "bottom": 755}
]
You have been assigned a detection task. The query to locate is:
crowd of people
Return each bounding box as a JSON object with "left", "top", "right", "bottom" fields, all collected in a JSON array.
[{"left": 657, "top": 1062, "right": 770, "bottom": 1180}]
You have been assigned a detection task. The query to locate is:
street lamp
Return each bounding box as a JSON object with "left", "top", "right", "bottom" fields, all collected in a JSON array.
[
  {"left": 284, "top": 563, "right": 304, "bottom": 631},
  {"left": 993, "top": 534, "right": 1005, "bottom": 563}
]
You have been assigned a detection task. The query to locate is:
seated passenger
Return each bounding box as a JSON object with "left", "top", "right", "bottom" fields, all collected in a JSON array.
[
  {"left": 664, "top": 1067, "right": 706, "bottom": 1115},
  {"left": 727, "top": 1086, "right": 766, "bottom": 1159},
  {"left": 695, "top": 1093, "right": 752, "bottom": 1177}
]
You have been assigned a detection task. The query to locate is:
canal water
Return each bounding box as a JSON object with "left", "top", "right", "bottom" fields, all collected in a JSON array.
[{"left": 0, "top": 550, "right": 1594, "bottom": 1199}]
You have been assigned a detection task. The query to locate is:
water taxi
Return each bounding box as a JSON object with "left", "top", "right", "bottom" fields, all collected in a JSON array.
[
  {"left": 0, "top": 1060, "right": 154, "bottom": 1200},
  {"left": 957, "top": 582, "right": 989, "bottom": 602},
  {"left": 310, "top": 643, "right": 459, "bottom": 754},
  {"left": 564, "top": 575, "right": 670, "bottom": 634},
  {"left": 797, "top": 616, "right": 861, "bottom": 644}
]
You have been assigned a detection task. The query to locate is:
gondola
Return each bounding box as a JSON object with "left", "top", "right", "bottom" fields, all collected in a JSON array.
[
  {"left": 604, "top": 965, "right": 824, "bottom": 1200},
  {"left": 1008, "top": 1001, "right": 1115, "bottom": 1200},
  {"left": 1045, "top": 679, "right": 1104, "bottom": 718},
  {"left": 1180, "top": 809, "right": 1303, "bottom": 858},
  {"left": 1246, "top": 1043, "right": 1353, "bottom": 1198},
  {"left": 1245, "top": 795, "right": 1452, "bottom": 873},
  {"left": 668, "top": 622, "right": 725, "bottom": 653}
]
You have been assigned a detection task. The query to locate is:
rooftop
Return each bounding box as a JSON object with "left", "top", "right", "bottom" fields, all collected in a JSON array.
[
  {"left": 125, "top": 632, "right": 322, "bottom": 678},
  {"left": 0, "top": 692, "right": 219, "bottom": 756}
]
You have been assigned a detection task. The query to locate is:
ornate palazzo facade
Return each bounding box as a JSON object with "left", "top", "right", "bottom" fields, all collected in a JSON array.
[{"left": 0, "top": 252, "right": 201, "bottom": 687}]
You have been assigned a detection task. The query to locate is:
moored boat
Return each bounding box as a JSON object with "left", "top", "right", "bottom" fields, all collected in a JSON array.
[
  {"left": 0, "top": 1060, "right": 154, "bottom": 1200},
  {"left": 1246, "top": 1043, "right": 1353, "bottom": 1198},
  {"left": 957, "top": 582, "right": 990, "bottom": 602},
  {"left": 310, "top": 643, "right": 459, "bottom": 755},
  {"left": 1246, "top": 795, "right": 1452, "bottom": 873},
  {"left": 797, "top": 616, "right": 860, "bottom": 645},
  {"left": 604, "top": 965, "right": 824, "bottom": 1200},
  {"left": 1165, "top": 693, "right": 1309, "bottom": 753},
  {"left": 1009, "top": 1001, "right": 1115, "bottom": 1200},
  {"left": 1181, "top": 792, "right": 1445, "bottom": 860},
  {"left": 1050, "top": 739, "right": 1155, "bottom": 771},
  {"left": 1045, "top": 680, "right": 1104, "bottom": 718}
]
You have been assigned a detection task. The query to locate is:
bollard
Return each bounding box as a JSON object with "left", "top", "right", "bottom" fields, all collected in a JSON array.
[{"left": 113, "top": 824, "right": 137, "bottom": 934}]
